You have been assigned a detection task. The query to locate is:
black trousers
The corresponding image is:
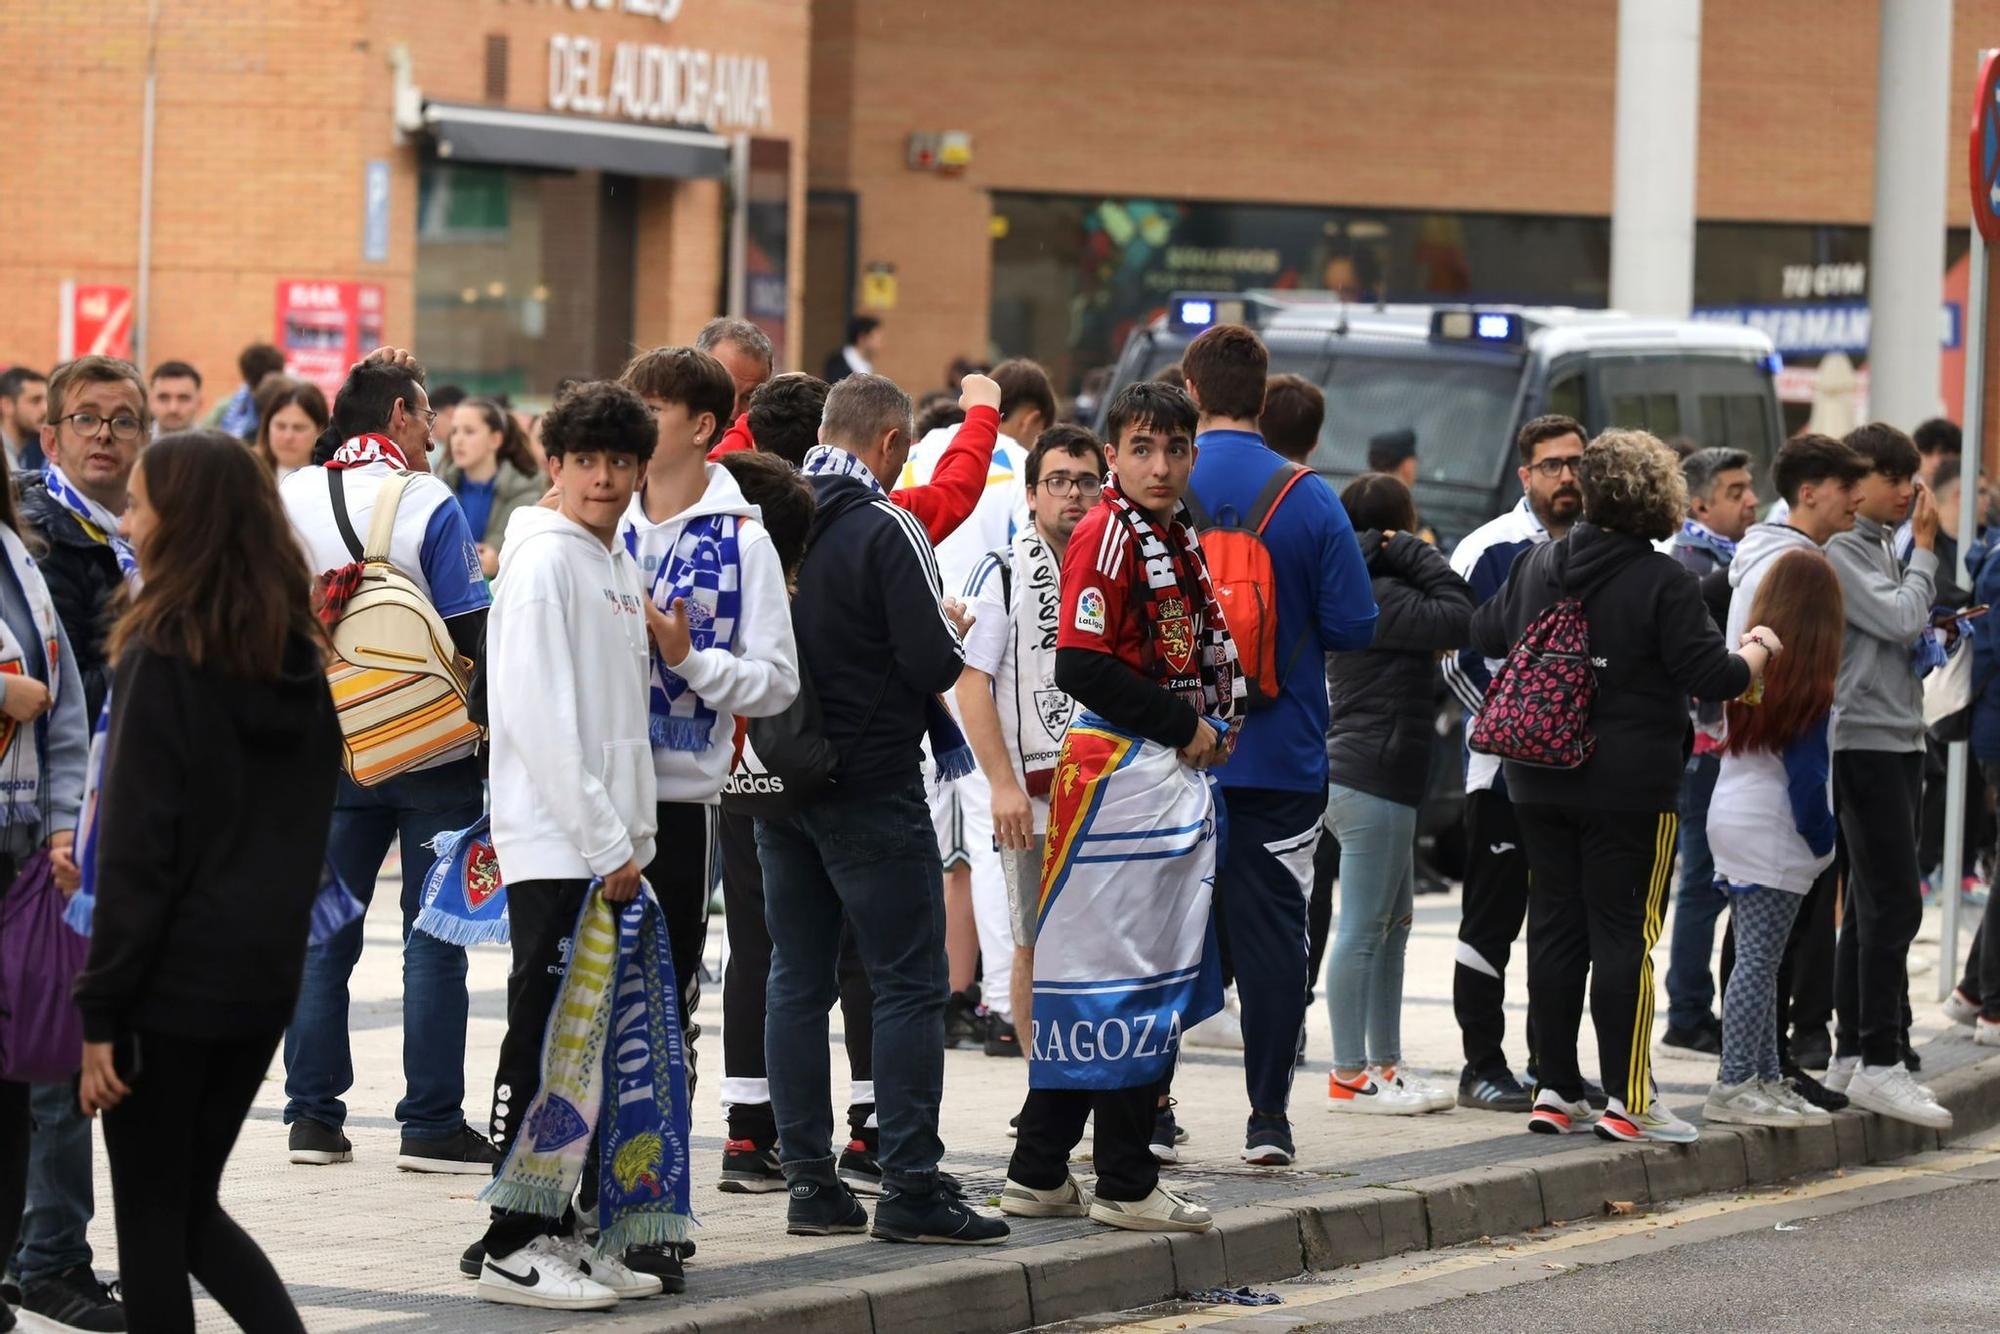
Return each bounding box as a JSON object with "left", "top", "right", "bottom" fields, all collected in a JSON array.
[
  {"left": 0, "top": 1077, "right": 25, "bottom": 1292},
  {"left": 716, "top": 807, "right": 875, "bottom": 1145},
  {"left": 1455, "top": 787, "right": 1533, "bottom": 1077},
  {"left": 1958, "top": 761, "right": 2000, "bottom": 1017},
  {"left": 1833, "top": 750, "right": 1925, "bottom": 1067},
  {"left": 1007, "top": 1081, "right": 1160, "bottom": 1203},
  {"left": 642, "top": 802, "right": 716, "bottom": 1099},
  {"left": 100, "top": 1030, "right": 303, "bottom": 1334},
  {"left": 1516, "top": 804, "right": 1676, "bottom": 1114},
  {"left": 484, "top": 878, "right": 592, "bottom": 1257},
  {"left": 1305, "top": 825, "right": 1338, "bottom": 1000}
]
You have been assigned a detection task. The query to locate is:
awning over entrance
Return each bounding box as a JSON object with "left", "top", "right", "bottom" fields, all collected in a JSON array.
[{"left": 422, "top": 102, "right": 730, "bottom": 179}]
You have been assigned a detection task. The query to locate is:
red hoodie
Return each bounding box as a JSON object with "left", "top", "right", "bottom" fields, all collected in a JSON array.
[{"left": 708, "top": 404, "right": 1000, "bottom": 546}]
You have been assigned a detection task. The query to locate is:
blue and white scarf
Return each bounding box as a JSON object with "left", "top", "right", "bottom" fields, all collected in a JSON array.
[
  {"left": 43, "top": 465, "right": 139, "bottom": 586},
  {"left": 412, "top": 815, "right": 509, "bottom": 946},
  {"left": 801, "top": 444, "right": 884, "bottom": 494},
  {"left": 625, "top": 514, "right": 742, "bottom": 753},
  {"left": 1677, "top": 519, "right": 1738, "bottom": 564}
]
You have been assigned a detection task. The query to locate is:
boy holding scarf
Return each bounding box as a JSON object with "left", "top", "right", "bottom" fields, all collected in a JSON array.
[
  {"left": 472, "top": 382, "right": 690, "bottom": 1311},
  {"left": 617, "top": 348, "right": 800, "bottom": 1108},
  {"left": 1001, "top": 382, "right": 1240, "bottom": 1234},
  {"left": 953, "top": 424, "right": 1103, "bottom": 1053}
]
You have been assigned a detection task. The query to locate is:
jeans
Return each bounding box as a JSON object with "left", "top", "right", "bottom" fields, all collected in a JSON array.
[
  {"left": 759, "top": 778, "right": 949, "bottom": 1191},
  {"left": 1666, "top": 753, "right": 1727, "bottom": 1032},
  {"left": 1719, "top": 885, "right": 1806, "bottom": 1086},
  {"left": 1324, "top": 784, "right": 1416, "bottom": 1072},
  {"left": 283, "top": 758, "right": 484, "bottom": 1138},
  {"left": 14, "top": 1080, "right": 92, "bottom": 1282}
]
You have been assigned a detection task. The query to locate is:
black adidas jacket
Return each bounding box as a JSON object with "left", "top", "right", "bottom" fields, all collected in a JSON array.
[{"left": 1468, "top": 521, "right": 1750, "bottom": 813}]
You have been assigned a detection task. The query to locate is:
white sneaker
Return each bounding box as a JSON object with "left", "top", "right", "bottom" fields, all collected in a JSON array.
[
  {"left": 1943, "top": 988, "right": 1981, "bottom": 1027},
  {"left": 478, "top": 1235, "right": 620, "bottom": 1311},
  {"left": 1375, "top": 1065, "right": 1454, "bottom": 1112},
  {"left": 1847, "top": 1063, "right": 1953, "bottom": 1130},
  {"left": 1597, "top": 1089, "right": 1698, "bottom": 1144},
  {"left": 1824, "top": 1054, "right": 1859, "bottom": 1093},
  {"left": 1977, "top": 1018, "right": 2000, "bottom": 1048},
  {"left": 1185, "top": 988, "right": 1245, "bottom": 1051},
  {"left": 1703, "top": 1080, "right": 1801, "bottom": 1128},
  {"left": 998, "top": 1174, "right": 1091, "bottom": 1218},
  {"left": 1088, "top": 1185, "right": 1213, "bottom": 1233},
  {"left": 1525, "top": 1087, "right": 1597, "bottom": 1135},
  {"left": 547, "top": 1234, "right": 664, "bottom": 1299},
  {"left": 1327, "top": 1069, "right": 1429, "bottom": 1115},
  {"left": 1758, "top": 1077, "right": 1833, "bottom": 1126}
]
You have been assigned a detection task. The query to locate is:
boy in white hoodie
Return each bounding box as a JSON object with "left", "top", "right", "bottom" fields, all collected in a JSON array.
[
  {"left": 475, "top": 381, "right": 665, "bottom": 1312},
  {"left": 617, "top": 348, "right": 800, "bottom": 1108}
]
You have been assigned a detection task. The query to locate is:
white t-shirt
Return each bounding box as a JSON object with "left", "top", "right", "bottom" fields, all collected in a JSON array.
[
  {"left": 281, "top": 462, "right": 491, "bottom": 618},
  {"left": 898, "top": 423, "right": 1031, "bottom": 611}
]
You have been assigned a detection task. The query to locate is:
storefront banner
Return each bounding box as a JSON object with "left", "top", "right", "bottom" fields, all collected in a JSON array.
[
  {"left": 1691, "top": 302, "right": 1962, "bottom": 356},
  {"left": 57, "top": 282, "right": 132, "bottom": 361},
  {"left": 276, "top": 281, "right": 385, "bottom": 398}
]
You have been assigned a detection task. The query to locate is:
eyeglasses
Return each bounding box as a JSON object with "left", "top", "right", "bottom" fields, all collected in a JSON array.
[
  {"left": 58, "top": 412, "right": 144, "bottom": 442},
  {"left": 1528, "top": 456, "right": 1582, "bottom": 479},
  {"left": 1039, "top": 474, "right": 1104, "bottom": 498},
  {"left": 417, "top": 407, "right": 438, "bottom": 430}
]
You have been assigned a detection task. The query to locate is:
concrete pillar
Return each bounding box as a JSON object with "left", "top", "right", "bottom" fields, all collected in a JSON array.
[
  {"left": 1867, "top": 0, "right": 1953, "bottom": 429},
  {"left": 1609, "top": 0, "right": 1702, "bottom": 319}
]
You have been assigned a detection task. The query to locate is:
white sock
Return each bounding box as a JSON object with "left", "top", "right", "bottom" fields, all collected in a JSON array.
[{"left": 1861, "top": 1063, "right": 1898, "bottom": 1077}]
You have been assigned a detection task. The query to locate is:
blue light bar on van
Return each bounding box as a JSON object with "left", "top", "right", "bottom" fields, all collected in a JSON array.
[
  {"left": 1430, "top": 309, "right": 1526, "bottom": 346},
  {"left": 1177, "top": 298, "right": 1215, "bottom": 329},
  {"left": 1167, "top": 292, "right": 1255, "bottom": 333}
]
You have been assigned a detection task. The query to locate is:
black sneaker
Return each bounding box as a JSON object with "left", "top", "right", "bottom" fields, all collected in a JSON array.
[
  {"left": 621, "top": 1245, "right": 686, "bottom": 1294},
  {"left": 1661, "top": 1023, "right": 1723, "bottom": 1056},
  {"left": 787, "top": 1176, "right": 868, "bottom": 1236},
  {"left": 1149, "top": 1099, "right": 1184, "bottom": 1163},
  {"left": 944, "top": 991, "right": 983, "bottom": 1049},
  {"left": 1006, "top": 1114, "right": 1020, "bottom": 1139},
  {"left": 0, "top": 1301, "right": 13, "bottom": 1333},
  {"left": 1458, "top": 1066, "right": 1534, "bottom": 1112},
  {"left": 459, "top": 1240, "right": 486, "bottom": 1280},
  {"left": 22, "top": 1265, "right": 125, "bottom": 1332},
  {"left": 719, "top": 1138, "right": 786, "bottom": 1193},
  {"left": 1789, "top": 1027, "right": 1832, "bottom": 1072},
  {"left": 871, "top": 1181, "right": 1009, "bottom": 1245},
  {"left": 287, "top": 1117, "right": 352, "bottom": 1166},
  {"left": 1581, "top": 1080, "right": 1608, "bottom": 1111},
  {"left": 397, "top": 1124, "right": 500, "bottom": 1175},
  {"left": 984, "top": 1018, "right": 1022, "bottom": 1057},
  {"left": 1, "top": 1274, "right": 18, "bottom": 1305},
  {"left": 1903, "top": 1040, "right": 1924, "bottom": 1073},
  {"left": 1783, "top": 1065, "right": 1850, "bottom": 1112},
  {"left": 837, "top": 1137, "right": 883, "bottom": 1196},
  {"left": 1241, "top": 1112, "right": 1295, "bottom": 1167}
]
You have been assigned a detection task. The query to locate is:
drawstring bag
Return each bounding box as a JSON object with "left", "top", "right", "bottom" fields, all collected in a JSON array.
[{"left": 0, "top": 852, "right": 87, "bottom": 1081}]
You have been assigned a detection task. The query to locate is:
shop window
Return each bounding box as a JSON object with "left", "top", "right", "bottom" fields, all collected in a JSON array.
[{"left": 419, "top": 165, "right": 511, "bottom": 239}]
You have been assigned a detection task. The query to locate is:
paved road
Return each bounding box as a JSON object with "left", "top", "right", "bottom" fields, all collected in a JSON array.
[{"left": 1061, "top": 1131, "right": 2000, "bottom": 1334}]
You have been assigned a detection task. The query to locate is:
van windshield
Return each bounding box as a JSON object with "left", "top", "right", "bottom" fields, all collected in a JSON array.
[{"left": 1310, "top": 355, "right": 1522, "bottom": 487}]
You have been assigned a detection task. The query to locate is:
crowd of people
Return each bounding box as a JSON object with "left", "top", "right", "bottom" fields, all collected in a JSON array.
[{"left": 0, "top": 313, "right": 1991, "bottom": 1327}]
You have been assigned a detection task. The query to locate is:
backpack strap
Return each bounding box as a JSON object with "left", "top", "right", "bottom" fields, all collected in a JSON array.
[
  {"left": 990, "top": 545, "right": 1013, "bottom": 611},
  {"left": 1181, "top": 490, "right": 1215, "bottom": 530},
  {"left": 327, "top": 470, "right": 365, "bottom": 563},
  {"left": 363, "top": 472, "right": 414, "bottom": 564},
  {"left": 1249, "top": 463, "right": 1313, "bottom": 535}
]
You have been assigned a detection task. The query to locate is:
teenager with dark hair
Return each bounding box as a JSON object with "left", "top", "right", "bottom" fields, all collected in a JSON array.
[
  {"left": 1258, "top": 374, "right": 1323, "bottom": 465},
  {"left": 1705, "top": 550, "right": 1842, "bottom": 1129},
  {"left": 740, "top": 373, "right": 829, "bottom": 468},
  {"left": 76, "top": 430, "right": 338, "bottom": 1333},
  {"left": 1821, "top": 422, "right": 1951, "bottom": 1128},
  {"left": 1183, "top": 324, "right": 1375, "bottom": 1168}
]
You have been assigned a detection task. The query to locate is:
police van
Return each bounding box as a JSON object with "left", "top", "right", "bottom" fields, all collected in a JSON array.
[{"left": 1099, "top": 292, "right": 1784, "bottom": 547}]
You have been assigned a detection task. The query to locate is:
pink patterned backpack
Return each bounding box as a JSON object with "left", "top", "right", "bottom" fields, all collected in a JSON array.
[{"left": 1468, "top": 595, "right": 1597, "bottom": 769}]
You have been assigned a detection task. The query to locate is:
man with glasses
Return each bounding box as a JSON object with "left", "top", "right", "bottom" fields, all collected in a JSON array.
[
  {"left": 6, "top": 355, "right": 136, "bottom": 1331},
  {"left": 1440, "top": 414, "right": 1586, "bottom": 1115},
  {"left": 953, "top": 424, "right": 1103, "bottom": 1058},
  {"left": 277, "top": 355, "right": 499, "bottom": 1177}
]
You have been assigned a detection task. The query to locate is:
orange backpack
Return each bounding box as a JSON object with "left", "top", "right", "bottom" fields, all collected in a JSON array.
[{"left": 1184, "top": 463, "right": 1314, "bottom": 709}]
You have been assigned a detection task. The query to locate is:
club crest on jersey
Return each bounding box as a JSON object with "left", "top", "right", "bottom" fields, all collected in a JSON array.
[
  {"left": 1157, "top": 596, "right": 1194, "bottom": 674},
  {"left": 1035, "top": 688, "right": 1072, "bottom": 739}
]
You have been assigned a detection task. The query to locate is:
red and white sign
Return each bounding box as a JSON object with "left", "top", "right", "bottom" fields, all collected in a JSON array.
[
  {"left": 276, "top": 280, "right": 386, "bottom": 397},
  {"left": 57, "top": 282, "right": 133, "bottom": 361}
]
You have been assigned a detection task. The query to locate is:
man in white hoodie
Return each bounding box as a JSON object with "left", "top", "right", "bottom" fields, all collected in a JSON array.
[
  {"left": 616, "top": 346, "right": 799, "bottom": 1127},
  {"left": 476, "top": 381, "right": 666, "bottom": 1311}
]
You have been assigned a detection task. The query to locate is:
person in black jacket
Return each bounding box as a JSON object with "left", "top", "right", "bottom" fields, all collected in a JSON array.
[
  {"left": 1469, "top": 428, "right": 1776, "bottom": 1146},
  {"left": 757, "top": 372, "right": 1008, "bottom": 1247},
  {"left": 1323, "top": 475, "right": 1473, "bottom": 1115},
  {"left": 74, "top": 431, "right": 341, "bottom": 1334}
]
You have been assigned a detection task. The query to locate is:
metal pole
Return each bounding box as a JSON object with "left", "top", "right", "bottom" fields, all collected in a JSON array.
[
  {"left": 1942, "top": 76, "right": 1990, "bottom": 997},
  {"left": 133, "top": 0, "right": 159, "bottom": 369}
]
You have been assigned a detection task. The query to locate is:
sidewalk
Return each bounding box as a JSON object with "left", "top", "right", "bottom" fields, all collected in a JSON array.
[{"left": 69, "top": 870, "right": 1999, "bottom": 1332}]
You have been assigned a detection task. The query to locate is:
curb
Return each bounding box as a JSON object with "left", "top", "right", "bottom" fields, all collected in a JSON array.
[{"left": 605, "top": 1055, "right": 2000, "bottom": 1334}]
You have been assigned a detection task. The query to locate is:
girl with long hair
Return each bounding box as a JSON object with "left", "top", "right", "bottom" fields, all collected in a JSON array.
[
  {"left": 73, "top": 430, "right": 340, "bottom": 1332},
  {"left": 252, "top": 376, "right": 330, "bottom": 480},
  {"left": 442, "top": 397, "right": 546, "bottom": 577},
  {"left": 1705, "top": 548, "right": 1844, "bottom": 1129}
]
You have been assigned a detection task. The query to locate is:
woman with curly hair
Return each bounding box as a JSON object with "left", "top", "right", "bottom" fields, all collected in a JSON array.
[{"left": 1469, "top": 428, "right": 1780, "bottom": 1146}]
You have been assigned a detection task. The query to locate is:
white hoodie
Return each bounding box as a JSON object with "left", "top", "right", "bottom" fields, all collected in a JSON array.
[
  {"left": 488, "top": 504, "right": 658, "bottom": 882},
  {"left": 621, "top": 464, "right": 800, "bottom": 803}
]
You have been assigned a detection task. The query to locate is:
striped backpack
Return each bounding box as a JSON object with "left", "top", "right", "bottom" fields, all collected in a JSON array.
[{"left": 318, "top": 472, "right": 483, "bottom": 786}]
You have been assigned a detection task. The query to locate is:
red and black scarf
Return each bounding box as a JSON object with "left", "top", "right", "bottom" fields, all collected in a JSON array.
[{"left": 1100, "top": 481, "right": 1244, "bottom": 722}]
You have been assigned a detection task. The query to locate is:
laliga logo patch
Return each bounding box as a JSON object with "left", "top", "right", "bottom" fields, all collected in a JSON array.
[{"left": 1074, "top": 587, "right": 1107, "bottom": 635}]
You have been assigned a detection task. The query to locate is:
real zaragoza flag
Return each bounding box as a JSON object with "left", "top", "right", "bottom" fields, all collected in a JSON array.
[{"left": 1030, "top": 712, "right": 1224, "bottom": 1091}]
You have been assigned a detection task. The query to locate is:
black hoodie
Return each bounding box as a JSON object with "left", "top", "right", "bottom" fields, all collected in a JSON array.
[
  {"left": 73, "top": 634, "right": 342, "bottom": 1043},
  {"left": 1468, "top": 521, "right": 1749, "bottom": 813},
  {"left": 791, "top": 474, "right": 966, "bottom": 792}
]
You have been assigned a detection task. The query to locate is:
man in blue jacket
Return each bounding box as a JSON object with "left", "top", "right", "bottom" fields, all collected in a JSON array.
[{"left": 1184, "top": 325, "right": 1377, "bottom": 1166}]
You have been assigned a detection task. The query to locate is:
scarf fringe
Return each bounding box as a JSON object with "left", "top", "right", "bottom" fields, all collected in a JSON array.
[
  {"left": 933, "top": 741, "right": 976, "bottom": 783},
  {"left": 597, "top": 1212, "right": 692, "bottom": 1256},
  {"left": 650, "top": 714, "right": 714, "bottom": 754},
  {"left": 411, "top": 902, "right": 510, "bottom": 947},
  {"left": 425, "top": 825, "right": 471, "bottom": 862},
  {"left": 478, "top": 1177, "right": 570, "bottom": 1221}
]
